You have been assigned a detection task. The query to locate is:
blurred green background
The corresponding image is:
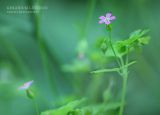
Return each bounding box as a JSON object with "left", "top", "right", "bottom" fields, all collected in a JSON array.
[{"left": 0, "top": 0, "right": 160, "bottom": 115}]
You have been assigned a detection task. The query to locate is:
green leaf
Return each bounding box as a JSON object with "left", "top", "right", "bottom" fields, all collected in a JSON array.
[
  {"left": 138, "top": 36, "right": 150, "bottom": 45},
  {"left": 127, "top": 29, "right": 149, "bottom": 46},
  {"left": 41, "top": 98, "right": 86, "bottom": 115},
  {"left": 115, "top": 29, "right": 150, "bottom": 56},
  {"left": 129, "top": 29, "right": 149, "bottom": 39},
  {"left": 103, "top": 102, "right": 121, "bottom": 111},
  {"left": 67, "top": 109, "right": 82, "bottom": 115},
  {"left": 91, "top": 102, "right": 121, "bottom": 114}
]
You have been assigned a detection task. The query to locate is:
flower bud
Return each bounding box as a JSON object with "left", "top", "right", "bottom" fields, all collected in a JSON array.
[
  {"left": 26, "top": 89, "right": 35, "bottom": 99},
  {"left": 106, "top": 24, "right": 112, "bottom": 32},
  {"left": 101, "top": 39, "right": 108, "bottom": 54}
]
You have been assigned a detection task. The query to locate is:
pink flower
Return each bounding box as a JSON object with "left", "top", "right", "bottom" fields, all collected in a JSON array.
[
  {"left": 99, "top": 12, "right": 116, "bottom": 25},
  {"left": 18, "top": 80, "right": 33, "bottom": 90}
]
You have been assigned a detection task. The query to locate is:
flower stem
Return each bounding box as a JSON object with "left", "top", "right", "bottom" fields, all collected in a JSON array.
[
  {"left": 118, "top": 46, "right": 130, "bottom": 115},
  {"left": 108, "top": 31, "right": 121, "bottom": 68},
  {"left": 33, "top": 99, "right": 40, "bottom": 115},
  {"left": 119, "top": 70, "right": 128, "bottom": 115},
  {"left": 107, "top": 30, "right": 129, "bottom": 115}
]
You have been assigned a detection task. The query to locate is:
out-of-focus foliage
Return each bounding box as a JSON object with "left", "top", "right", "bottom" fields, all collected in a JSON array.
[
  {"left": 41, "top": 98, "right": 121, "bottom": 115},
  {"left": 0, "top": 0, "right": 160, "bottom": 115}
]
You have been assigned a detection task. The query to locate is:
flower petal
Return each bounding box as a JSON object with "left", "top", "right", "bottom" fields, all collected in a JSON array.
[
  {"left": 99, "top": 16, "right": 105, "bottom": 20},
  {"left": 106, "top": 13, "right": 112, "bottom": 18},
  {"left": 99, "top": 20, "right": 105, "bottom": 24},
  {"left": 110, "top": 16, "right": 116, "bottom": 20},
  {"left": 18, "top": 80, "right": 34, "bottom": 90},
  {"left": 105, "top": 20, "right": 110, "bottom": 25}
]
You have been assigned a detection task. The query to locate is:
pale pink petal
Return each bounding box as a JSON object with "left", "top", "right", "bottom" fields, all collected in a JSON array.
[
  {"left": 18, "top": 80, "right": 33, "bottom": 90},
  {"left": 105, "top": 20, "right": 110, "bottom": 25},
  {"left": 110, "top": 16, "right": 116, "bottom": 20},
  {"left": 99, "top": 20, "right": 105, "bottom": 24},
  {"left": 99, "top": 16, "right": 105, "bottom": 20},
  {"left": 98, "top": 12, "right": 115, "bottom": 25},
  {"left": 106, "top": 13, "right": 112, "bottom": 18}
]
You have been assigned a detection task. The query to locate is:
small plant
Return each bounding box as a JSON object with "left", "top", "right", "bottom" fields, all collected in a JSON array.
[
  {"left": 19, "top": 80, "right": 40, "bottom": 115},
  {"left": 92, "top": 12, "right": 150, "bottom": 115},
  {"left": 41, "top": 12, "right": 150, "bottom": 115},
  {"left": 17, "top": 11, "right": 150, "bottom": 115}
]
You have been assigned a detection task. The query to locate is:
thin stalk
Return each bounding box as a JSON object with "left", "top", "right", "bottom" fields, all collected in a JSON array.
[
  {"left": 85, "top": 0, "right": 96, "bottom": 34},
  {"left": 119, "top": 47, "right": 130, "bottom": 115},
  {"left": 120, "top": 57, "right": 124, "bottom": 67},
  {"left": 119, "top": 53, "right": 128, "bottom": 115},
  {"left": 107, "top": 30, "right": 129, "bottom": 115},
  {"left": 32, "top": 0, "right": 58, "bottom": 95},
  {"left": 91, "top": 67, "right": 119, "bottom": 73},
  {"left": 108, "top": 31, "right": 122, "bottom": 68},
  {"left": 33, "top": 99, "right": 40, "bottom": 115},
  {"left": 119, "top": 69, "right": 128, "bottom": 115},
  {"left": 125, "top": 47, "right": 129, "bottom": 65},
  {"left": 80, "top": 0, "right": 96, "bottom": 39}
]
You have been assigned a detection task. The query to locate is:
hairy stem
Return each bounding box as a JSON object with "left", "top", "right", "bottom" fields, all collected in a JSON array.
[
  {"left": 107, "top": 30, "right": 129, "bottom": 115},
  {"left": 119, "top": 47, "right": 130, "bottom": 115},
  {"left": 119, "top": 69, "right": 128, "bottom": 115},
  {"left": 108, "top": 31, "right": 122, "bottom": 68}
]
